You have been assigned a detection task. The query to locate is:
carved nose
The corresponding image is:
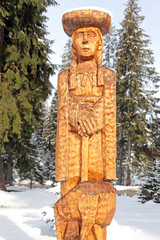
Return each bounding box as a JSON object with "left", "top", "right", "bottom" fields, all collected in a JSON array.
[
  {"left": 82, "top": 39, "right": 88, "bottom": 44},
  {"left": 82, "top": 33, "right": 88, "bottom": 44}
]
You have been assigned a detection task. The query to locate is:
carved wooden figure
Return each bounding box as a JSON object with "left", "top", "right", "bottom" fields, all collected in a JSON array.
[{"left": 54, "top": 8, "right": 116, "bottom": 240}]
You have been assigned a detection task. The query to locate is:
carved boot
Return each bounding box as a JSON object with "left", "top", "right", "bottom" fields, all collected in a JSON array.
[{"left": 65, "top": 220, "right": 80, "bottom": 240}]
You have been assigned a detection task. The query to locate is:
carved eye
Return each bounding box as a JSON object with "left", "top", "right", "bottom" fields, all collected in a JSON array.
[
  {"left": 87, "top": 31, "right": 96, "bottom": 38},
  {"left": 76, "top": 32, "right": 83, "bottom": 38}
]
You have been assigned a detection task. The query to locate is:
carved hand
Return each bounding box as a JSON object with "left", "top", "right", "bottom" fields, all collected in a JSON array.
[{"left": 77, "top": 104, "right": 98, "bottom": 137}]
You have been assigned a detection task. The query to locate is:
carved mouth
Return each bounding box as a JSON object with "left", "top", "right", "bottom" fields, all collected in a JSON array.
[{"left": 82, "top": 48, "right": 90, "bottom": 52}]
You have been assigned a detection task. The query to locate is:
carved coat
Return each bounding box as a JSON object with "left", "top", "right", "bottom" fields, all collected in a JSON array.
[{"left": 55, "top": 66, "right": 116, "bottom": 182}]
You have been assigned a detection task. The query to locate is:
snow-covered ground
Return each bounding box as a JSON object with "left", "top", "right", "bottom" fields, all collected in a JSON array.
[{"left": 0, "top": 184, "right": 159, "bottom": 240}]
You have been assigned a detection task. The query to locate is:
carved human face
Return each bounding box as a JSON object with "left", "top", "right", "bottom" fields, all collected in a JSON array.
[{"left": 73, "top": 27, "right": 102, "bottom": 61}]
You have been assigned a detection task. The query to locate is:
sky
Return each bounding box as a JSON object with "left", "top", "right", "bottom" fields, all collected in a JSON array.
[{"left": 46, "top": 0, "right": 160, "bottom": 90}]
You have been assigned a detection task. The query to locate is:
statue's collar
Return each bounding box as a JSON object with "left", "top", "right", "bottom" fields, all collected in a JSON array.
[{"left": 68, "top": 66, "right": 104, "bottom": 90}]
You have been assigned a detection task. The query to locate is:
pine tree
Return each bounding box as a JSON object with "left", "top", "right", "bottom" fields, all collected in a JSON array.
[
  {"left": 103, "top": 25, "right": 119, "bottom": 69},
  {"left": 43, "top": 91, "right": 58, "bottom": 181},
  {"left": 139, "top": 95, "right": 160, "bottom": 203},
  {"left": 102, "top": 25, "right": 121, "bottom": 183},
  {"left": 35, "top": 122, "right": 49, "bottom": 181},
  {"left": 0, "top": 0, "right": 58, "bottom": 190},
  {"left": 42, "top": 37, "right": 72, "bottom": 181},
  {"left": 60, "top": 38, "right": 72, "bottom": 71},
  {"left": 15, "top": 114, "right": 56, "bottom": 187},
  {"left": 15, "top": 133, "right": 45, "bottom": 189},
  {"left": 36, "top": 111, "right": 55, "bottom": 182},
  {"left": 139, "top": 157, "right": 160, "bottom": 203},
  {"left": 116, "top": 0, "right": 160, "bottom": 185}
]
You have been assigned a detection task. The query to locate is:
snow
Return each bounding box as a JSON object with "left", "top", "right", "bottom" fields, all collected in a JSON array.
[
  {"left": 38, "top": 38, "right": 45, "bottom": 44},
  {"left": 0, "top": 184, "right": 160, "bottom": 240},
  {"left": 45, "top": 180, "right": 54, "bottom": 186},
  {"left": 0, "top": 184, "right": 60, "bottom": 240},
  {"left": 112, "top": 195, "right": 160, "bottom": 240},
  {"left": 107, "top": 67, "right": 117, "bottom": 73},
  {"left": 115, "top": 185, "right": 139, "bottom": 191}
]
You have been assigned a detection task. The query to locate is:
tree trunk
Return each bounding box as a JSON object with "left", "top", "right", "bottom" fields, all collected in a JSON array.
[
  {"left": 0, "top": 25, "right": 5, "bottom": 190},
  {"left": 0, "top": 26, "right": 4, "bottom": 73},
  {"left": 118, "top": 131, "right": 124, "bottom": 185},
  {"left": 126, "top": 134, "right": 131, "bottom": 186},
  {"left": 0, "top": 27, "right": 4, "bottom": 189},
  {"left": 0, "top": 10, "right": 6, "bottom": 190},
  {"left": 119, "top": 155, "right": 123, "bottom": 185},
  {"left": 30, "top": 178, "right": 33, "bottom": 189},
  {"left": 6, "top": 162, "right": 13, "bottom": 185},
  {"left": 0, "top": 155, "right": 6, "bottom": 190},
  {"left": 126, "top": 167, "right": 131, "bottom": 186},
  {"left": 117, "top": 129, "right": 125, "bottom": 185}
]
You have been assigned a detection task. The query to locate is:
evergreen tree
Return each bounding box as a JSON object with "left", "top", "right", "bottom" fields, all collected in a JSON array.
[
  {"left": 0, "top": 0, "right": 58, "bottom": 190},
  {"left": 15, "top": 133, "right": 45, "bottom": 189},
  {"left": 103, "top": 25, "right": 119, "bottom": 69},
  {"left": 139, "top": 97, "right": 160, "bottom": 203},
  {"left": 103, "top": 25, "right": 122, "bottom": 183},
  {"left": 116, "top": 0, "right": 160, "bottom": 185},
  {"left": 5, "top": 161, "right": 14, "bottom": 186},
  {"left": 60, "top": 38, "right": 72, "bottom": 71},
  {"left": 139, "top": 158, "right": 160, "bottom": 203},
  {"left": 15, "top": 111, "right": 56, "bottom": 187},
  {"left": 36, "top": 110, "right": 55, "bottom": 182},
  {"left": 43, "top": 91, "right": 58, "bottom": 181},
  {"left": 35, "top": 121, "right": 49, "bottom": 181},
  {"left": 42, "top": 37, "right": 72, "bottom": 181}
]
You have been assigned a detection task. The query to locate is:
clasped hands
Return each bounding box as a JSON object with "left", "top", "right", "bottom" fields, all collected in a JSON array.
[{"left": 77, "top": 103, "right": 98, "bottom": 137}]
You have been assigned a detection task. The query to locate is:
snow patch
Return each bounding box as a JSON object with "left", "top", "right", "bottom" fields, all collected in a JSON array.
[
  {"left": 45, "top": 180, "right": 53, "bottom": 186},
  {"left": 0, "top": 190, "right": 27, "bottom": 208},
  {"left": 115, "top": 185, "right": 140, "bottom": 191},
  {"left": 46, "top": 182, "right": 60, "bottom": 194},
  {"left": 0, "top": 187, "right": 160, "bottom": 240}
]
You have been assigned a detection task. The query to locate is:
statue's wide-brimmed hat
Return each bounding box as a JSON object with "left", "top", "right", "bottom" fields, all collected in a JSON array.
[{"left": 62, "top": 7, "right": 112, "bottom": 37}]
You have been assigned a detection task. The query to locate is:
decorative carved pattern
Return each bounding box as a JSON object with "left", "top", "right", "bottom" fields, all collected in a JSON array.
[{"left": 54, "top": 8, "right": 116, "bottom": 240}]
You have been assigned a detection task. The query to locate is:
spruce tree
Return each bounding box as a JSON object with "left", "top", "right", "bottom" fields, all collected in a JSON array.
[
  {"left": 42, "top": 37, "right": 72, "bottom": 181},
  {"left": 140, "top": 96, "right": 160, "bottom": 203},
  {"left": 0, "top": 0, "right": 58, "bottom": 190},
  {"left": 103, "top": 25, "right": 119, "bottom": 69},
  {"left": 116, "top": 0, "right": 160, "bottom": 185},
  {"left": 36, "top": 109, "right": 55, "bottom": 182},
  {"left": 102, "top": 25, "right": 122, "bottom": 183},
  {"left": 15, "top": 133, "right": 45, "bottom": 189},
  {"left": 43, "top": 91, "right": 58, "bottom": 181},
  {"left": 35, "top": 121, "right": 49, "bottom": 181},
  {"left": 60, "top": 38, "right": 72, "bottom": 71},
  {"left": 139, "top": 158, "right": 160, "bottom": 203}
]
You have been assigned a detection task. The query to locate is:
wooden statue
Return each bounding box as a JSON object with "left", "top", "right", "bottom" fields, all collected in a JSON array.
[{"left": 54, "top": 8, "right": 116, "bottom": 240}]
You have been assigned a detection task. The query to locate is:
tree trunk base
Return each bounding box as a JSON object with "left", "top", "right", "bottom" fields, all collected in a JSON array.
[{"left": 0, "top": 179, "right": 6, "bottom": 191}]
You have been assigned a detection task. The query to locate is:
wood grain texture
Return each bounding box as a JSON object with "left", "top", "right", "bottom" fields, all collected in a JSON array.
[
  {"left": 62, "top": 9, "right": 111, "bottom": 37},
  {"left": 55, "top": 181, "right": 116, "bottom": 240},
  {"left": 55, "top": 10, "right": 116, "bottom": 240},
  {"left": 55, "top": 67, "right": 116, "bottom": 182}
]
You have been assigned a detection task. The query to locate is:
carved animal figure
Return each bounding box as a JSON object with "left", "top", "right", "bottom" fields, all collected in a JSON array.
[{"left": 54, "top": 180, "right": 116, "bottom": 240}]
